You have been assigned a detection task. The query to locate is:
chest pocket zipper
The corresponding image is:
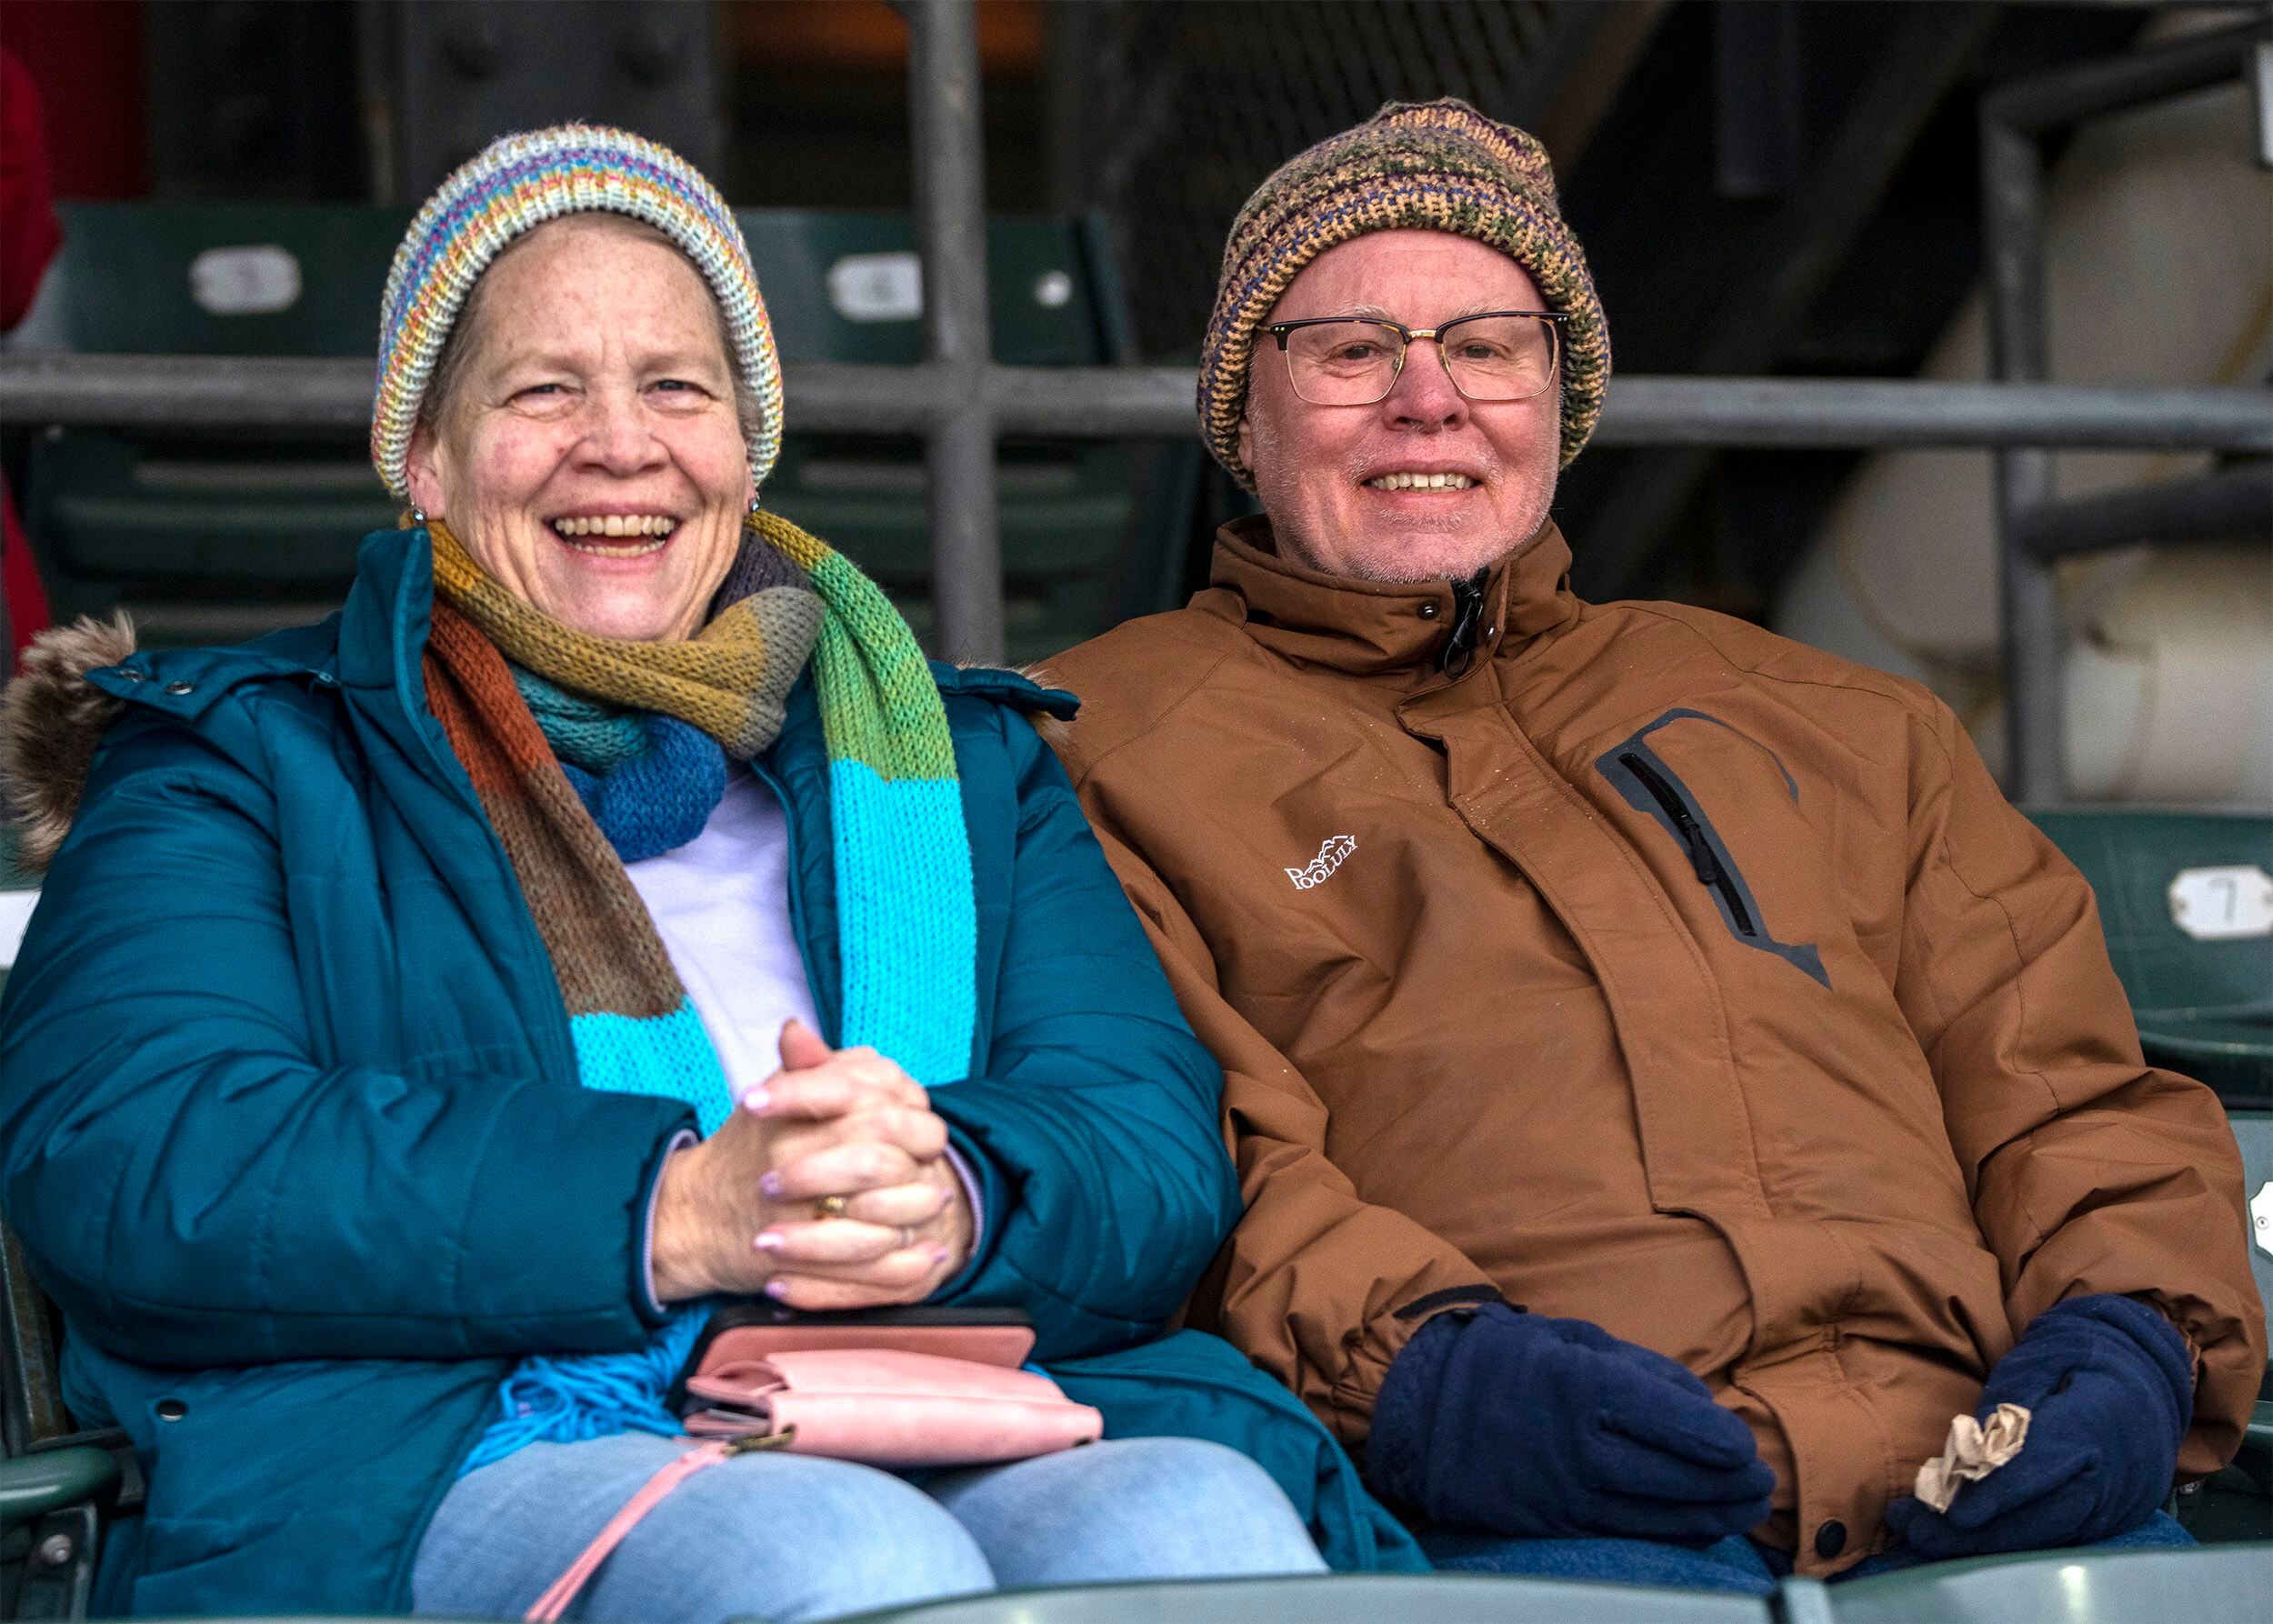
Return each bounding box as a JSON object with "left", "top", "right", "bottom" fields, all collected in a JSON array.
[
  {"left": 1595, "top": 714, "right": 1829, "bottom": 988},
  {"left": 1619, "top": 751, "right": 1757, "bottom": 937}
]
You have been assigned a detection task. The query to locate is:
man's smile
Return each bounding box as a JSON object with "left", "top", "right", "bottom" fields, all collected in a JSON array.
[{"left": 1363, "top": 470, "right": 1478, "bottom": 491}]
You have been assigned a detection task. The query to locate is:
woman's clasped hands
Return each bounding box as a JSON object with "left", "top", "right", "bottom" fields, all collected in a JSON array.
[{"left": 651, "top": 1019, "right": 972, "bottom": 1308}]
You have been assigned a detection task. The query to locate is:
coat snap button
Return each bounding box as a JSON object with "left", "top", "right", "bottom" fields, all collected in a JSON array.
[
  {"left": 164, "top": 681, "right": 194, "bottom": 696},
  {"left": 155, "top": 1398, "right": 188, "bottom": 1421},
  {"left": 120, "top": 668, "right": 145, "bottom": 682},
  {"left": 1814, "top": 1519, "right": 1847, "bottom": 1559},
  {"left": 1417, "top": 601, "right": 1440, "bottom": 620}
]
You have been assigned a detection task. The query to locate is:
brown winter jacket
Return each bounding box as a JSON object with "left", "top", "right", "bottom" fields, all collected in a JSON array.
[{"left": 1045, "top": 516, "right": 2264, "bottom": 1574}]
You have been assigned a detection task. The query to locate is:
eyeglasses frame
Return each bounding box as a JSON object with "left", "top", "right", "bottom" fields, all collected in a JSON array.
[{"left": 1260, "top": 310, "right": 1569, "bottom": 406}]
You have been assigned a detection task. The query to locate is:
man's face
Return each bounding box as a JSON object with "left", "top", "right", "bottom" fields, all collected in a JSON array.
[{"left": 1237, "top": 230, "right": 1562, "bottom": 583}]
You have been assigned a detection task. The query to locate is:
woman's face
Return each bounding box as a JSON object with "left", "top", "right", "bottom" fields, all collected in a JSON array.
[{"left": 406, "top": 216, "right": 753, "bottom": 642}]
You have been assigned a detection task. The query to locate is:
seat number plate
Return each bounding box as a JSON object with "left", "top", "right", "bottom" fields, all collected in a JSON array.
[
  {"left": 2167, "top": 866, "right": 2273, "bottom": 941},
  {"left": 828, "top": 252, "right": 923, "bottom": 322},
  {"left": 189, "top": 245, "right": 302, "bottom": 315}
]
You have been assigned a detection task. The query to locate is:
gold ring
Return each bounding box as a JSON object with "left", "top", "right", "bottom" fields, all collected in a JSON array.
[{"left": 812, "top": 1194, "right": 849, "bottom": 1221}]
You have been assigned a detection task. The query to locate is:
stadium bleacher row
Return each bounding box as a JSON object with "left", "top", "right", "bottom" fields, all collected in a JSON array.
[
  {"left": 15, "top": 202, "right": 1206, "bottom": 664},
  {"left": 0, "top": 205, "right": 2267, "bottom": 1619}
]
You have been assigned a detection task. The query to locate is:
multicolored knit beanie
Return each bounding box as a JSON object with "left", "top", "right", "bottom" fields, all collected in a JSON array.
[
  {"left": 370, "top": 123, "right": 781, "bottom": 501},
  {"left": 1198, "top": 97, "right": 1610, "bottom": 486}
]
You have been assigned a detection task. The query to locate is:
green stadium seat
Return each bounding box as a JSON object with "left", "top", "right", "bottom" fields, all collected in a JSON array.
[
  {"left": 19, "top": 205, "right": 1190, "bottom": 661},
  {"left": 2023, "top": 812, "right": 2270, "bottom": 1541},
  {"left": 22, "top": 204, "right": 410, "bottom": 646},
  {"left": 737, "top": 209, "right": 1189, "bottom": 663},
  {"left": 820, "top": 1572, "right": 1777, "bottom": 1624},
  {"left": 2028, "top": 810, "right": 2273, "bottom": 1107},
  {"left": 1788, "top": 1541, "right": 2273, "bottom": 1624},
  {"left": 2182, "top": 1108, "right": 2273, "bottom": 1540},
  {"left": 42, "top": 203, "right": 411, "bottom": 359},
  {"left": 0, "top": 1225, "right": 126, "bottom": 1622}
]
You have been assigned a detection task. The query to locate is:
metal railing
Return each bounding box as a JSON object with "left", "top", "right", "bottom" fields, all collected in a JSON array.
[
  {"left": 1982, "top": 15, "right": 2273, "bottom": 804},
  {"left": 0, "top": 0, "right": 2268, "bottom": 770},
  {"left": 8, "top": 349, "right": 2270, "bottom": 450}
]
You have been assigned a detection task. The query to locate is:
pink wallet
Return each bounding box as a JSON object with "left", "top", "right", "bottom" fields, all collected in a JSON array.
[
  {"left": 524, "top": 1316, "right": 1102, "bottom": 1621},
  {"left": 685, "top": 1347, "right": 1103, "bottom": 1466}
]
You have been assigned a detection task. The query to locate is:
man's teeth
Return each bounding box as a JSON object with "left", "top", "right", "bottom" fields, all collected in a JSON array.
[{"left": 1367, "top": 472, "right": 1475, "bottom": 491}]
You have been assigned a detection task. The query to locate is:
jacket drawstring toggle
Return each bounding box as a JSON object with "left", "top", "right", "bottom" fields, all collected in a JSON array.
[{"left": 1438, "top": 570, "right": 1489, "bottom": 677}]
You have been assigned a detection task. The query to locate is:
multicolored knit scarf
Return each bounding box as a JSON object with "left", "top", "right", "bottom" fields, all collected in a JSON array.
[{"left": 420, "top": 512, "right": 977, "bottom": 1469}]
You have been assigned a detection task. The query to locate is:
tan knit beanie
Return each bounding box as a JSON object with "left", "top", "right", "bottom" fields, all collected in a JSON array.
[{"left": 1198, "top": 98, "right": 1610, "bottom": 487}]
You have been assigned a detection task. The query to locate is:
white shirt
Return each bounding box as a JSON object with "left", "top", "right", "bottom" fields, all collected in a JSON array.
[
  {"left": 624, "top": 766, "right": 981, "bottom": 1302},
  {"left": 626, "top": 766, "right": 819, "bottom": 1095}
]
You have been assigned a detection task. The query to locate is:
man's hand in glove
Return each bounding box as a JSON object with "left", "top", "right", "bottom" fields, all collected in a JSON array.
[
  {"left": 1885, "top": 1295, "right": 2193, "bottom": 1559},
  {"left": 1364, "top": 1301, "right": 1774, "bottom": 1542}
]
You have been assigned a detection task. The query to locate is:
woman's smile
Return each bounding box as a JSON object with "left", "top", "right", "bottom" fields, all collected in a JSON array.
[{"left": 550, "top": 511, "right": 682, "bottom": 549}]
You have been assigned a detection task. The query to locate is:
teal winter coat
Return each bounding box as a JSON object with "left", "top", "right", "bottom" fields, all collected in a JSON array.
[{"left": 0, "top": 531, "right": 1422, "bottom": 1617}]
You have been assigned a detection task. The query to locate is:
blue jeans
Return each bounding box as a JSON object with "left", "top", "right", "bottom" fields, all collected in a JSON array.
[
  {"left": 1420, "top": 1512, "right": 2195, "bottom": 1596},
  {"left": 413, "top": 1434, "right": 1327, "bottom": 1622}
]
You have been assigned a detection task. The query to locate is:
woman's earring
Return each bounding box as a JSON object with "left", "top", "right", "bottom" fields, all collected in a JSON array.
[{"left": 412, "top": 506, "right": 428, "bottom": 525}]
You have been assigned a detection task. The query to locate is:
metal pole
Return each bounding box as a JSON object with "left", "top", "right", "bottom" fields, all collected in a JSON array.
[
  {"left": 903, "top": 0, "right": 1004, "bottom": 664},
  {"left": 1973, "top": 15, "right": 2272, "bottom": 803},
  {"left": 2255, "top": 36, "right": 2273, "bottom": 168},
  {"left": 7, "top": 355, "right": 2272, "bottom": 448},
  {"left": 1982, "top": 110, "right": 2064, "bottom": 804},
  {"left": 1991, "top": 17, "right": 2272, "bottom": 134},
  {"left": 2014, "top": 462, "right": 2273, "bottom": 560}
]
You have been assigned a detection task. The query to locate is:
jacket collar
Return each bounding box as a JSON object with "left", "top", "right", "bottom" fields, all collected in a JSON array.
[{"left": 1203, "top": 515, "right": 1582, "bottom": 678}]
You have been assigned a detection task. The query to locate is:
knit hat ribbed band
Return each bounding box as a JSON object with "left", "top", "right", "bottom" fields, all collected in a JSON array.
[
  {"left": 370, "top": 124, "right": 781, "bottom": 501},
  {"left": 1199, "top": 98, "right": 1610, "bottom": 486}
]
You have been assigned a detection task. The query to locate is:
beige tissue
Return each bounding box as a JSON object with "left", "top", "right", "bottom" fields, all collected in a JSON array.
[{"left": 1913, "top": 1403, "right": 2032, "bottom": 1513}]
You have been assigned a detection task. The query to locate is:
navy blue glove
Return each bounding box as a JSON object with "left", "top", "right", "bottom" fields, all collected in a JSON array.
[
  {"left": 1885, "top": 1295, "right": 2193, "bottom": 1559},
  {"left": 1365, "top": 1302, "right": 1775, "bottom": 1541}
]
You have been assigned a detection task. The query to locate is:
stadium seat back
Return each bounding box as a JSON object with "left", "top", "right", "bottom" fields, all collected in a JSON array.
[
  {"left": 48, "top": 203, "right": 413, "bottom": 358},
  {"left": 0, "top": 1224, "right": 123, "bottom": 1620},
  {"left": 736, "top": 209, "right": 1170, "bottom": 663},
  {"left": 821, "top": 1572, "right": 1777, "bottom": 1624},
  {"left": 1807, "top": 1541, "right": 2273, "bottom": 1624},
  {"left": 736, "top": 210, "right": 1125, "bottom": 367},
  {"left": 23, "top": 206, "right": 1177, "bottom": 662},
  {"left": 2235, "top": 1112, "right": 2272, "bottom": 1344},
  {"left": 25, "top": 204, "right": 409, "bottom": 646},
  {"left": 2028, "top": 809, "right": 2273, "bottom": 1105}
]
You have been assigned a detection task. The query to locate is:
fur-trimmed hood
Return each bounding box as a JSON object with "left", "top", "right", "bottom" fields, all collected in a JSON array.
[{"left": 2, "top": 614, "right": 136, "bottom": 874}]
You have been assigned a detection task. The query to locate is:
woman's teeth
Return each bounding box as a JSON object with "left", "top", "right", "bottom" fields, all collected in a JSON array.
[
  {"left": 551, "top": 514, "right": 676, "bottom": 555},
  {"left": 1367, "top": 472, "right": 1475, "bottom": 491}
]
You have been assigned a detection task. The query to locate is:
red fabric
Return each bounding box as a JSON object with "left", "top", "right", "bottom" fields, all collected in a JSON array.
[
  {"left": 0, "top": 6, "right": 147, "bottom": 201},
  {"left": 2, "top": 47, "right": 61, "bottom": 661},
  {"left": 3, "top": 487, "right": 51, "bottom": 666},
  {"left": 0, "top": 50, "right": 62, "bottom": 329}
]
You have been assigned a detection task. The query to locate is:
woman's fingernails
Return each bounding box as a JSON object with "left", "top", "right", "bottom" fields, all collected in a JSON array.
[
  {"left": 759, "top": 1172, "right": 784, "bottom": 1198},
  {"left": 764, "top": 1279, "right": 788, "bottom": 1299},
  {"left": 755, "top": 1232, "right": 785, "bottom": 1252},
  {"left": 740, "top": 1087, "right": 771, "bottom": 1114}
]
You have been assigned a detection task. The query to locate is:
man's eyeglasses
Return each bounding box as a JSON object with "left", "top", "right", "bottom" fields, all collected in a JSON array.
[{"left": 1260, "top": 312, "right": 1567, "bottom": 406}]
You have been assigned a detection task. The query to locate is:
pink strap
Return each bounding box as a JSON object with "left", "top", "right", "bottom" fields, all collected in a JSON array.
[{"left": 523, "top": 1441, "right": 733, "bottom": 1622}]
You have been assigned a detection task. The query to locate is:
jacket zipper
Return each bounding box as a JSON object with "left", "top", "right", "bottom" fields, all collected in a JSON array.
[{"left": 1617, "top": 751, "right": 1757, "bottom": 937}]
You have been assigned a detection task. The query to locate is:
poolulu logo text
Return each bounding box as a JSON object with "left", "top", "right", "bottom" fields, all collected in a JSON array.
[{"left": 1287, "top": 836, "right": 1357, "bottom": 890}]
